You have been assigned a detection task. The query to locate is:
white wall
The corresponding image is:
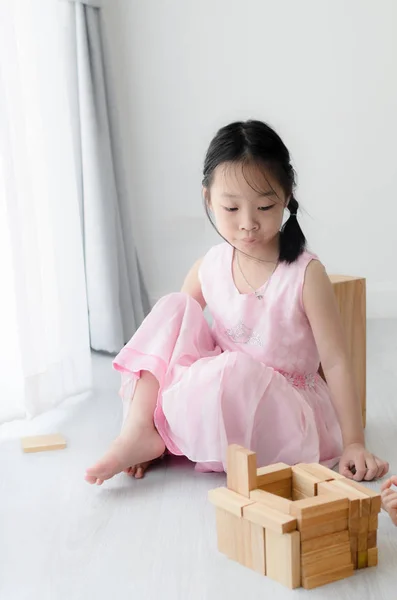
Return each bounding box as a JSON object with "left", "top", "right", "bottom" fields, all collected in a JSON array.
[{"left": 102, "top": 0, "right": 397, "bottom": 317}]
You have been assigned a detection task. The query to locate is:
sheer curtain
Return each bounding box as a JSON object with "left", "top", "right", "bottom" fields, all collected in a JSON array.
[
  {"left": 0, "top": 1, "right": 92, "bottom": 423},
  {"left": 71, "top": 0, "right": 148, "bottom": 352}
]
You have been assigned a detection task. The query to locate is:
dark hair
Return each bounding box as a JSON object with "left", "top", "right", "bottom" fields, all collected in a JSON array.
[{"left": 202, "top": 120, "right": 306, "bottom": 263}]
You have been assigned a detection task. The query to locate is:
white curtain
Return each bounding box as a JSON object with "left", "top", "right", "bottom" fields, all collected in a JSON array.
[
  {"left": 72, "top": 1, "right": 147, "bottom": 353},
  {"left": 0, "top": 1, "right": 92, "bottom": 423}
]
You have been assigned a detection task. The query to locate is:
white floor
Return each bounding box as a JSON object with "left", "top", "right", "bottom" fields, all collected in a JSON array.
[{"left": 1, "top": 320, "right": 397, "bottom": 600}]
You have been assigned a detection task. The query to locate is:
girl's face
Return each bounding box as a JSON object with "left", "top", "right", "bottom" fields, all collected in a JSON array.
[{"left": 204, "top": 162, "right": 289, "bottom": 256}]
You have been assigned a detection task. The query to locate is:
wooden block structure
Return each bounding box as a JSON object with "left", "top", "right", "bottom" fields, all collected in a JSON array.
[
  {"left": 328, "top": 274, "right": 366, "bottom": 427},
  {"left": 209, "top": 445, "right": 381, "bottom": 590}
]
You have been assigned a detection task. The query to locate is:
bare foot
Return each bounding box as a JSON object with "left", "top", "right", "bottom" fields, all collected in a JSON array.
[{"left": 85, "top": 427, "right": 165, "bottom": 485}]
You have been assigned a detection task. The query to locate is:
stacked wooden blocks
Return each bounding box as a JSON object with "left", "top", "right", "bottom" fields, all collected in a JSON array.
[{"left": 208, "top": 445, "right": 381, "bottom": 590}]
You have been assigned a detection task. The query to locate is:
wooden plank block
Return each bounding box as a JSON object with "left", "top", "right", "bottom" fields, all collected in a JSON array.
[
  {"left": 342, "top": 479, "right": 380, "bottom": 515},
  {"left": 302, "top": 550, "right": 352, "bottom": 578},
  {"left": 292, "top": 466, "right": 322, "bottom": 497},
  {"left": 250, "top": 489, "right": 293, "bottom": 513},
  {"left": 215, "top": 509, "right": 253, "bottom": 568},
  {"left": 298, "top": 463, "right": 344, "bottom": 481},
  {"left": 259, "top": 478, "right": 292, "bottom": 499},
  {"left": 249, "top": 522, "right": 266, "bottom": 575},
  {"left": 301, "top": 541, "right": 351, "bottom": 566},
  {"left": 297, "top": 508, "right": 349, "bottom": 530},
  {"left": 357, "top": 550, "right": 368, "bottom": 569},
  {"left": 21, "top": 433, "right": 67, "bottom": 453},
  {"left": 265, "top": 529, "right": 300, "bottom": 589},
  {"left": 243, "top": 502, "right": 297, "bottom": 534},
  {"left": 208, "top": 487, "right": 254, "bottom": 517},
  {"left": 367, "top": 531, "right": 377, "bottom": 549},
  {"left": 302, "top": 564, "right": 354, "bottom": 590},
  {"left": 292, "top": 488, "right": 308, "bottom": 501},
  {"left": 328, "top": 275, "right": 366, "bottom": 428},
  {"left": 227, "top": 445, "right": 257, "bottom": 498},
  {"left": 367, "top": 547, "right": 378, "bottom": 567},
  {"left": 300, "top": 518, "right": 349, "bottom": 542},
  {"left": 358, "top": 533, "right": 368, "bottom": 551},
  {"left": 368, "top": 515, "right": 379, "bottom": 532},
  {"left": 349, "top": 516, "right": 369, "bottom": 534},
  {"left": 301, "top": 530, "right": 349, "bottom": 554},
  {"left": 350, "top": 535, "right": 358, "bottom": 568},
  {"left": 317, "top": 481, "right": 360, "bottom": 518},
  {"left": 290, "top": 493, "right": 349, "bottom": 519},
  {"left": 256, "top": 463, "right": 291, "bottom": 487}
]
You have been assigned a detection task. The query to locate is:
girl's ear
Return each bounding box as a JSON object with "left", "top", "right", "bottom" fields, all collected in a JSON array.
[{"left": 203, "top": 186, "right": 211, "bottom": 208}]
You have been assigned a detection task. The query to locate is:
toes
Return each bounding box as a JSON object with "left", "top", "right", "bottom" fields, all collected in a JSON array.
[
  {"left": 135, "top": 467, "right": 144, "bottom": 479},
  {"left": 85, "top": 473, "right": 98, "bottom": 485},
  {"left": 96, "top": 479, "right": 104, "bottom": 486}
]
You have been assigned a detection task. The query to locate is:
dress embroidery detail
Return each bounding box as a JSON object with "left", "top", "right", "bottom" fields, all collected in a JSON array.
[{"left": 225, "top": 321, "right": 264, "bottom": 347}]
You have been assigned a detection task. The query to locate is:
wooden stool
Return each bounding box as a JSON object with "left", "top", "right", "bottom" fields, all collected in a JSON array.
[{"left": 327, "top": 275, "right": 366, "bottom": 427}]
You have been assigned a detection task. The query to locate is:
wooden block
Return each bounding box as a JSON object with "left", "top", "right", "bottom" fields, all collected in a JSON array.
[
  {"left": 290, "top": 493, "right": 349, "bottom": 520},
  {"left": 21, "top": 434, "right": 67, "bottom": 453},
  {"left": 350, "top": 535, "right": 358, "bottom": 566},
  {"left": 302, "top": 564, "right": 354, "bottom": 590},
  {"left": 317, "top": 481, "right": 360, "bottom": 519},
  {"left": 358, "top": 533, "right": 368, "bottom": 551},
  {"left": 368, "top": 515, "right": 379, "bottom": 531},
  {"left": 302, "top": 547, "right": 352, "bottom": 578},
  {"left": 342, "top": 479, "right": 381, "bottom": 515},
  {"left": 349, "top": 515, "right": 369, "bottom": 535},
  {"left": 265, "top": 529, "right": 300, "bottom": 589},
  {"left": 243, "top": 502, "right": 297, "bottom": 534},
  {"left": 302, "top": 541, "right": 351, "bottom": 567},
  {"left": 298, "top": 463, "right": 344, "bottom": 481},
  {"left": 250, "top": 489, "right": 293, "bottom": 513},
  {"left": 215, "top": 509, "right": 253, "bottom": 569},
  {"left": 367, "top": 547, "right": 378, "bottom": 567},
  {"left": 249, "top": 522, "right": 266, "bottom": 575},
  {"left": 292, "top": 488, "right": 308, "bottom": 501},
  {"left": 292, "top": 466, "right": 322, "bottom": 497},
  {"left": 299, "top": 518, "right": 349, "bottom": 542},
  {"left": 208, "top": 487, "right": 254, "bottom": 517},
  {"left": 357, "top": 550, "right": 368, "bottom": 569},
  {"left": 259, "top": 478, "right": 292, "bottom": 499},
  {"left": 328, "top": 274, "right": 366, "bottom": 428},
  {"left": 227, "top": 445, "right": 257, "bottom": 498},
  {"left": 256, "top": 463, "right": 291, "bottom": 487},
  {"left": 297, "top": 508, "right": 349, "bottom": 530},
  {"left": 301, "top": 530, "right": 349, "bottom": 554},
  {"left": 367, "top": 530, "right": 377, "bottom": 549}
]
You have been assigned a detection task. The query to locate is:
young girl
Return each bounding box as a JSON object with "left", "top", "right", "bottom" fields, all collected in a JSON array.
[{"left": 85, "top": 120, "right": 389, "bottom": 485}]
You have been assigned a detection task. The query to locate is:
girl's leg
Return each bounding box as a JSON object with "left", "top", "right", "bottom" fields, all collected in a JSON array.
[{"left": 85, "top": 371, "right": 165, "bottom": 485}]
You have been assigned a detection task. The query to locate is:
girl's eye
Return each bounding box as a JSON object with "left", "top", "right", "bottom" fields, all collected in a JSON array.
[
  {"left": 224, "top": 207, "right": 238, "bottom": 212},
  {"left": 258, "top": 205, "right": 275, "bottom": 211}
]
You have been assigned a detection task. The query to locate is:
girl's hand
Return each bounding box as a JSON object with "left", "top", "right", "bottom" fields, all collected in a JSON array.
[
  {"left": 339, "top": 443, "right": 389, "bottom": 481},
  {"left": 381, "top": 477, "right": 397, "bottom": 526}
]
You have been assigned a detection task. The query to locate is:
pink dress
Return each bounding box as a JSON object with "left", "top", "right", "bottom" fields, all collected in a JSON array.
[{"left": 113, "top": 243, "right": 342, "bottom": 472}]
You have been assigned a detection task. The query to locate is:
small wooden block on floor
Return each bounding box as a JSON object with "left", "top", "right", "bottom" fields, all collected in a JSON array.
[
  {"left": 265, "top": 529, "right": 300, "bottom": 589},
  {"left": 21, "top": 434, "right": 67, "bottom": 453},
  {"left": 358, "top": 551, "right": 368, "bottom": 569}
]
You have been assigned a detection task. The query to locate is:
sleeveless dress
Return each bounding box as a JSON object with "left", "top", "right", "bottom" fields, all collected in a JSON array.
[{"left": 113, "top": 243, "right": 343, "bottom": 472}]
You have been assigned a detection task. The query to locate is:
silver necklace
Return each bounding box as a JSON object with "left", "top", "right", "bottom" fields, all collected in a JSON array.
[{"left": 236, "top": 251, "right": 278, "bottom": 300}]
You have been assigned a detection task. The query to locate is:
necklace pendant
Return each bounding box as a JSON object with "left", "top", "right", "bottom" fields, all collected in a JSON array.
[{"left": 255, "top": 292, "right": 263, "bottom": 300}]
